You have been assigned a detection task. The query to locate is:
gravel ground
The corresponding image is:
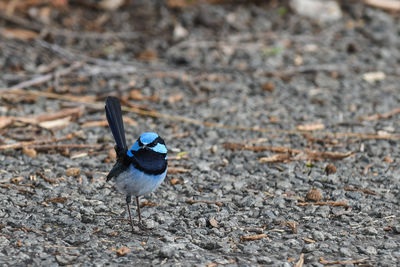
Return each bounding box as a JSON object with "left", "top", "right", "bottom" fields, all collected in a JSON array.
[{"left": 0, "top": 1, "right": 400, "bottom": 266}]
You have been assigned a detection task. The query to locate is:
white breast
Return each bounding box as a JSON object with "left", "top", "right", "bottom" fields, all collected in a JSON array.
[{"left": 114, "top": 164, "right": 167, "bottom": 196}]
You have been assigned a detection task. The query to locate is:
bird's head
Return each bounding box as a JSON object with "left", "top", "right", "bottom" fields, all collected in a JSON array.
[{"left": 127, "top": 132, "right": 167, "bottom": 157}]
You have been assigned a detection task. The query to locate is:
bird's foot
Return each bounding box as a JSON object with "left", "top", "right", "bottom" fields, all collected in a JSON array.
[{"left": 138, "top": 220, "right": 148, "bottom": 231}]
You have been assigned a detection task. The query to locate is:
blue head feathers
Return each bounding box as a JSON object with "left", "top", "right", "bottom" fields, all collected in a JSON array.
[
  {"left": 140, "top": 132, "right": 159, "bottom": 144},
  {"left": 127, "top": 132, "right": 167, "bottom": 157}
]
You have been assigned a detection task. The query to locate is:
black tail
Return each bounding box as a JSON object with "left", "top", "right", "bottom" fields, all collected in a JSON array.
[{"left": 105, "top": 97, "right": 127, "bottom": 151}]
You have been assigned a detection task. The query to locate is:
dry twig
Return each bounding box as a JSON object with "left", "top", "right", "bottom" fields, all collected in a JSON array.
[
  {"left": 296, "top": 201, "right": 349, "bottom": 208},
  {"left": 167, "top": 167, "right": 191, "bottom": 174},
  {"left": 186, "top": 199, "right": 223, "bottom": 207},
  {"left": 36, "top": 171, "right": 56, "bottom": 184},
  {"left": 240, "top": 233, "right": 268, "bottom": 242},
  {"left": 344, "top": 186, "right": 378, "bottom": 195},
  {"left": 319, "top": 257, "right": 368, "bottom": 265},
  {"left": 363, "top": 107, "right": 400, "bottom": 121}
]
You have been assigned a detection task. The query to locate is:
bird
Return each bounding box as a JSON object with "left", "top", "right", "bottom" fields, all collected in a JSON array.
[{"left": 105, "top": 96, "right": 168, "bottom": 231}]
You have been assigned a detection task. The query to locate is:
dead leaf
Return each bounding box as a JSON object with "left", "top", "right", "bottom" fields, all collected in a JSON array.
[
  {"left": 259, "top": 154, "right": 291, "bottom": 163},
  {"left": 383, "top": 157, "right": 393, "bottom": 163},
  {"left": 296, "top": 122, "right": 325, "bottom": 131},
  {"left": 66, "top": 168, "right": 80, "bottom": 177},
  {"left": 130, "top": 90, "right": 144, "bottom": 100},
  {"left": 109, "top": 231, "right": 118, "bottom": 237},
  {"left": 303, "top": 238, "right": 315, "bottom": 243},
  {"left": 269, "top": 116, "right": 279, "bottom": 123},
  {"left": 138, "top": 49, "right": 158, "bottom": 61},
  {"left": 23, "top": 147, "right": 37, "bottom": 159},
  {"left": 325, "top": 163, "right": 337, "bottom": 175},
  {"left": 1, "top": 28, "right": 38, "bottom": 40},
  {"left": 240, "top": 233, "right": 268, "bottom": 241},
  {"left": 116, "top": 246, "right": 131, "bottom": 256},
  {"left": 306, "top": 188, "right": 322, "bottom": 202},
  {"left": 170, "top": 177, "right": 184, "bottom": 185},
  {"left": 281, "top": 222, "right": 298, "bottom": 234},
  {"left": 261, "top": 82, "right": 275, "bottom": 92},
  {"left": 140, "top": 200, "right": 156, "bottom": 207},
  {"left": 209, "top": 217, "right": 219, "bottom": 228}
]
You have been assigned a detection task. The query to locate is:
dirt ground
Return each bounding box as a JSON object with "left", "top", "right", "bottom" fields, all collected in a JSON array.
[{"left": 0, "top": 1, "right": 400, "bottom": 266}]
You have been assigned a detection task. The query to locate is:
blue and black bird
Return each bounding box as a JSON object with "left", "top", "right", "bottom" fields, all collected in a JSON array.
[{"left": 105, "top": 96, "right": 168, "bottom": 231}]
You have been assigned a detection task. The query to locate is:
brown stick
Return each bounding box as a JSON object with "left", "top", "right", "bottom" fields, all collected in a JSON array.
[
  {"left": 223, "top": 143, "right": 301, "bottom": 154},
  {"left": 0, "top": 138, "right": 59, "bottom": 150},
  {"left": 186, "top": 199, "right": 223, "bottom": 207},
  {"left": 36, "top": 171, "right": 56, "bottom": 184},
  {"left": 344, "top": 186, "right": 378, "bottom": 195},
  {"left": 240, "top": 233, "right": 268, "bottom": 241},
  {"left": 363, "top": 107, "right": 400, "bottom": 121},
  {"left": 319, "top": 257, "right": 368, "bottom": 265},
  {"left": 296, "top": 201, "right": 349, "bottom": 208}
]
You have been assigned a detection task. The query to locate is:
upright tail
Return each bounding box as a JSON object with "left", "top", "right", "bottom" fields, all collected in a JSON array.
[{"left": 105, "top": 97, "right": 127, "bottom": 153}]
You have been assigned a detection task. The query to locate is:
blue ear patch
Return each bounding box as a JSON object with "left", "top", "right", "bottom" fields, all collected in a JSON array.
[
  {"left": 131, "top": 141, "right": 141, "bottom": 151},
  {"left": 151, "top": 143, "right": 167, "bottom": 154},
  {"left": 140, "top": 132, "right": 158, "bottom": 144}
]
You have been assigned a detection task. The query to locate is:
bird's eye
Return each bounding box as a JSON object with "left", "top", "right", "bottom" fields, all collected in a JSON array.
[
  {"left": 147, "top": 141, "right": 156, "bottom": 147},
  {"left": 138, "top": 139, "right": 144, "bottom": 147}
]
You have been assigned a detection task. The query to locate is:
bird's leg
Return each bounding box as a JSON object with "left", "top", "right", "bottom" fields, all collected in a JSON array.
[
  {"left": 126, "top": 195, "right": 134, "bottom": 232},
  {"left": 136, "top": 196, "right": 147, "bottom": 230},
  {"left": 136, "top": 196, "right": 142, "bottom": 222}
]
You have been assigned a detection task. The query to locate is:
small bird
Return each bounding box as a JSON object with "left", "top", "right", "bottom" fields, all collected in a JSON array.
[{"left": 105, "top": 96, "right": 168, "bottom": 231}]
